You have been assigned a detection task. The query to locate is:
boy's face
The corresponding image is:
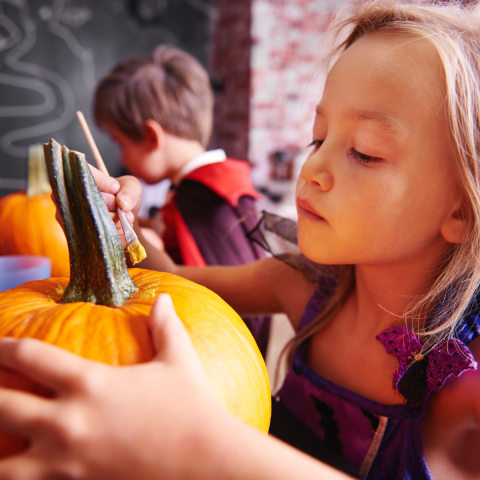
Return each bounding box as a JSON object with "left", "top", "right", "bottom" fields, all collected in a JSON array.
[
  {"left": 107, "top": 123, "right": 167, "bottom": 184},
  {"left": 296, "top": 33, "right": 461, "bottom": 270}
]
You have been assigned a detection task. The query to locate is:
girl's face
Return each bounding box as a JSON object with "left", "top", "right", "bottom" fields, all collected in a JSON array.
[{"left": 296, "top": 33, "right": 462, "bottom": 266}]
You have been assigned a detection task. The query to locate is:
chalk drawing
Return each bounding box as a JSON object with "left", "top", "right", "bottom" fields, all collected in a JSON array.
[
  {"left": 43, "top": 0, "right": 95, "bottom": 89},
  {"left": 0, "top": 0, "right": 95, "bottom": 189},
  {"left": 0, "top": 0, "right": 211, "bottom": 189},
  {"left": 182, "top": 0, "right": 216, "bottom": 20}
]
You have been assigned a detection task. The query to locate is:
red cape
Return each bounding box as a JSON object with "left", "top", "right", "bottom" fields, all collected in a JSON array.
[
  {"left": 184, "top": 159, "right": 262, "bottom": 206},
  {"left": 163, "top": 159, "right": 261, "bottom": 266}
]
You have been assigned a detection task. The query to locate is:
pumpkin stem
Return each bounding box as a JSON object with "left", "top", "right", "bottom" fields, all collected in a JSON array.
[
  {"left": 43, "top": 139, "right": 137, "bottom": 307},
  {"left": 27, "top": 145, "right": 52, "bottom": 197}
]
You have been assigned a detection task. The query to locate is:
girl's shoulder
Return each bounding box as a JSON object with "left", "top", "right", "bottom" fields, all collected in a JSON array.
[
  {"left": 430, "top": 317, "right": 480, "bottom": 407},
  {"left": 375, "top": 307, "right": 480, "bottom": 408},
  {"left": 377, "top": 325, "right": 478, "bottom": 406}
]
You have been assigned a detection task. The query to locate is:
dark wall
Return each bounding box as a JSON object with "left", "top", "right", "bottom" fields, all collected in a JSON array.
[{"left": 0, "top": 0, "right": 213, "bottom": 197}]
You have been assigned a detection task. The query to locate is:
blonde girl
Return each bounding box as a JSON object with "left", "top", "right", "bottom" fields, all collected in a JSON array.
[{"left": 0, "top": 1, "right": 479, "bottom": 479}]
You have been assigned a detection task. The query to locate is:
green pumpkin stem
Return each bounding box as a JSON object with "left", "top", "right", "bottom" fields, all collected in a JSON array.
[
  {"left": 27, "top": 144, "right": 52, "bottom": 197},
  {"left": 43, "top": 138, "right": 137, "bottom": 307}
]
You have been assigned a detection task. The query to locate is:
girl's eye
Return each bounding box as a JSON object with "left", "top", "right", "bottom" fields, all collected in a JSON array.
[
  {"left": 349, "top": 148, "right": 382, "bottom": 166},
  {"left": 307, "top": 140, "right": 324, "bottom": 151}
]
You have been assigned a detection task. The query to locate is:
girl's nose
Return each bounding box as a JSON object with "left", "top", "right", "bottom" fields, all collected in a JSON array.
[{"left": 300, "top": 154, "right": 334, "bottom": 192}]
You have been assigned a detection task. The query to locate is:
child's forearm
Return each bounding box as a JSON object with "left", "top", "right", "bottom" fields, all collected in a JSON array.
[
  {"left": 131, "top": 219, "right": 178, "bottom": 273},
  {"left": 187, "top": 413, "right": 354, "bottom": 480},
  {"left": 131, "top": 220, "right": 285, "bottom": 316},
  {"left": 98, "top": 173, "right": 301, "bottom": 320}
]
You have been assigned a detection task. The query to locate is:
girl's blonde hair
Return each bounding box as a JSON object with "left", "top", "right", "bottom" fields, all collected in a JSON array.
[{"left": 285, "top": 0, "right": 480, "bottom": 368}]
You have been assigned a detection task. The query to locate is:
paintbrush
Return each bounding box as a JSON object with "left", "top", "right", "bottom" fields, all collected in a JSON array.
[{"left": 76, "top": 110, "right": 147, "bottom": 265}]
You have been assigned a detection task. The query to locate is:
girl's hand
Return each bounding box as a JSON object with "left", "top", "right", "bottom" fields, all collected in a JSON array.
[
  {"left": 0, "top": 295, "right": 223, "bottom": 480},
  {"left": 52, "top": 165, "right": 144, "bottom": 250},
  {"left": 87, "top": 165, "right": 143, "bottom": 249},
  {"left": 88, "top": 165, "right": 176, "bottom": 272}
]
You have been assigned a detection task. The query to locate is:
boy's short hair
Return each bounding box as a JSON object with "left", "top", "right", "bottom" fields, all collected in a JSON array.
[{"left": 94, "top": 45, "right": 214, "bottom": 147}]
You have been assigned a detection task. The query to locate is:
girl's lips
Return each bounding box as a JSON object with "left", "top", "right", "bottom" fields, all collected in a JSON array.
[{"left": 297, "top": 198, "right": 325, "bottom": 221}]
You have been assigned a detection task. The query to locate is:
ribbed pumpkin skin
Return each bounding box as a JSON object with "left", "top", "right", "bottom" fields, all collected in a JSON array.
[
  {"left": 0, "top": 192, "right": 69, "bottom": 277},
  {"left": 0, "top": 268, "right": 271, "bottom": 456}
]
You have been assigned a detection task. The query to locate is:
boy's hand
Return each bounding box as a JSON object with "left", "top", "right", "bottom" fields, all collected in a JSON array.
[{"left": 0, "top": 295, "right": 223, "bottom": 480}]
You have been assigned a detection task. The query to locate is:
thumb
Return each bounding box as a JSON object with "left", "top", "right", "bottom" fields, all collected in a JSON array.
[{"left": 149, "top": 294, "right": 197, "bottom": 365}]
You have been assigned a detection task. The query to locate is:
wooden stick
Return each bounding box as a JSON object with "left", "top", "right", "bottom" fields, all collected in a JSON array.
[{"left": 76, "top": 111, "right": 109, "bottom": 176}]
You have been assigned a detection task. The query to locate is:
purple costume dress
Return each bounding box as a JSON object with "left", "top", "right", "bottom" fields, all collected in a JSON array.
[
  {"left": 269, "top": 283, "right": 479, "bottom": 480},
  {"left": 246, "top": 212, "right": 479, "bottom": 478}
]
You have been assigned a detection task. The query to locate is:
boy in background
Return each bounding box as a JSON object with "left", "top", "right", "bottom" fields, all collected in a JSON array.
[{"left": 94, "top": 45, "right": 270, "bottom": 357}]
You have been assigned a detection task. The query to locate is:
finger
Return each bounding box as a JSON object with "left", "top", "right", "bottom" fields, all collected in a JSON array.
[
  {"left": 107, "top": 217, "right": 128, "bottom": 249},
  {"left": 0, "top": 455, "right": 48, "bottom": 480},
  {"left": 111, "top": 211, "right": 134, "bottom": 225},
  {"left": 108, "top": 213, "right": 132, "bottom": 249},
  {"left": 115, "top": 229, "right": 128, "bottom": 249},
  {"left": 102, "top": 193, "right": 135, "bottom": 224},
  {"left": 88, "top": 164, "right": 120, "bottom": 195},
  {"left": 149, "top": 295, "right": 198, "bottom": 366},
  {"left": 0, "top": 338, "right": 94, "bottom": 393},
  {"left": 117, "top": 210, "right": 134, "bottom": 224},
  {"left": 115, "top": 175, "right": 142, "bottom": 213},
  {"left": 101, "top": 192, "right": 117, "bottom": 212},
  {"left": 0, "top": 388, "right": 51, "bottom": 437}
]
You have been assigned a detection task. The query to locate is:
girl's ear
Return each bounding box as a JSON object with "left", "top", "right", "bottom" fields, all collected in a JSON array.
[
  {"left": 440, "top": 199, "right": 467, "bottom": 244},
  {"left": 143, "top": 119, "right": 166, "bottom": 151}
]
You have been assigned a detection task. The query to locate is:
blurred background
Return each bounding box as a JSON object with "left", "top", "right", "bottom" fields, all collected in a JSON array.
[
  {"left": 0, "top": 0, "right": 347, "bottom": 217},
  {"left": 0, "top": 0, "right": 348, "bottom": 386}
]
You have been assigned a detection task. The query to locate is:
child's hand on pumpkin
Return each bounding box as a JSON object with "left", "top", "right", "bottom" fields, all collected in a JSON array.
[{"left": 0, "top": 294, "right": 225, "bottom": 480}]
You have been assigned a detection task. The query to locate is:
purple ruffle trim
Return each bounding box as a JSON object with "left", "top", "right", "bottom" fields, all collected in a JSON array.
[{"left": 377, "top": 327, "right": 477, "bottom": 402}]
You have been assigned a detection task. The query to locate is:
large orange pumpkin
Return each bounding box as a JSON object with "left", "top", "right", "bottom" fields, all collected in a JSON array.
[
  {"left": 0, "top": 145, "right": 69, "bottom": 277},
  {"left": 0, "top": 140, "right": 271, "bottom": 457}
]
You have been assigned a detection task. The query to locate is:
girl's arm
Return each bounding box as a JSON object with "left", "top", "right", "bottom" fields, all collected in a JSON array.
[
  {"left": 0, "top": 295, "right": 352, "bottom": 480},
  {"left": 93, "top": 167, "right": 315, "bottom": 326}
]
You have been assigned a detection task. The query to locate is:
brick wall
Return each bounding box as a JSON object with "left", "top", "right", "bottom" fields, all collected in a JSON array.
[
  {"left": 208, "top": 0, "right": 252, "bottom": 161},
  {"left": 208, "top": 0, "right": 347, "bottom": 182},
  {"left": 249, "top": 0, "right": 347, "bottom": 185}
]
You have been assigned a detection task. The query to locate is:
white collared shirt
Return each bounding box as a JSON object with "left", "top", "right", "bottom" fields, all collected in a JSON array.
[{"left": 172, "top": 149, "right": 226, "bottom": 186}]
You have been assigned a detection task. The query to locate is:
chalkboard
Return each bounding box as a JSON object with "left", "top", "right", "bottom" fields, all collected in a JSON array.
[{"left": 0, "top": 0, "right": 214, "bottom": 196}]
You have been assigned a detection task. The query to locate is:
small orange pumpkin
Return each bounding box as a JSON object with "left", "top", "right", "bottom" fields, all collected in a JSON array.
[
  {"left": 0, "top": 145, "right": 69, "bottom": 277},
  {"left": 0, "top": 140, "right": 271, "bottom": 457}
]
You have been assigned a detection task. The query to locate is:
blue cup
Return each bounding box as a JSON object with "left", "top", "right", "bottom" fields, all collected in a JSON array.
[{"left": 0, "top": 255, "right": 51, "bottom": 292}]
